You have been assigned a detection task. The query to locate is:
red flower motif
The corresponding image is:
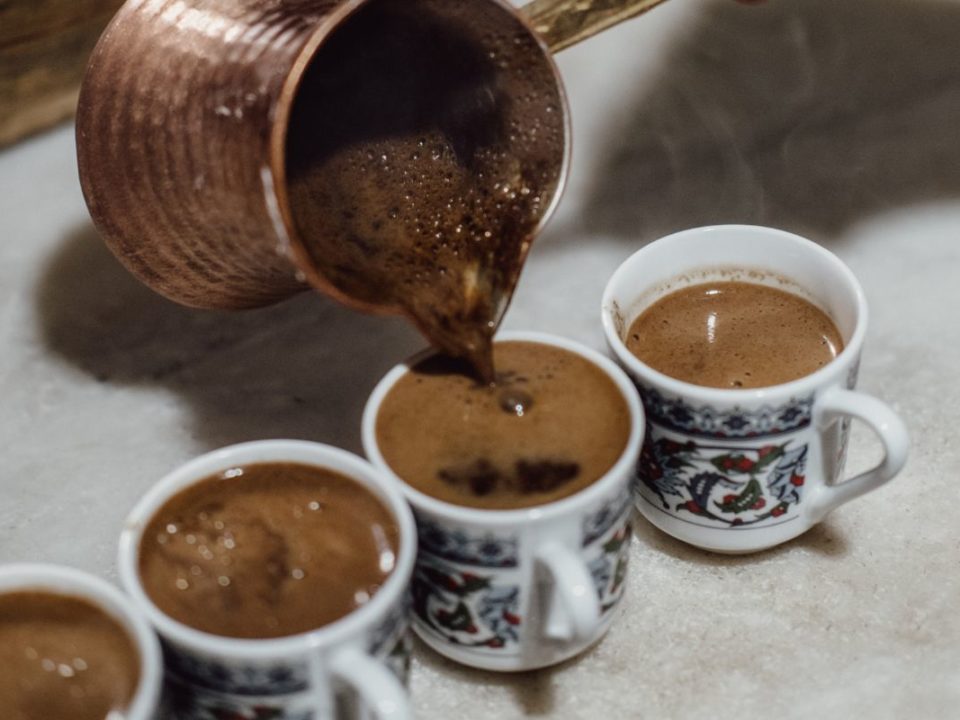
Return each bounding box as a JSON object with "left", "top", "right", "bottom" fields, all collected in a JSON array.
[
  {"left": 790, "top": 475, "right": 805, "bottom": 486},
  {"left": 685, "top": 500, "right": 702, "bottom": 514},
  {"left": 503, "top": 611, "right": 521, "bottom": 626},
  {"left": 722, "top": 458, "right": 735, "bottom": 470},
  {"left": 752, "top": 498, "right": 766, "bottom": 510},
  {"left": 722, "top": 494, "right": 736, "bottom": 504},
  {"left": 737, "top": 457, "right": 755, "bottom": 472},
  {"left": 466, "top": 624, "right": 478, "bottom": 634},
  {"left": 662, "top": 440, "right": 682, "bottom": 454},
  {"left": 771, "top": 506, "right": 786, "bottom": 517},
  {"left": 757, "top": 445, "right": 777, "bottom": 458},
  {"left": 487, "top": 637, "right": 505, "bottom": 648},
  {"left": 461, "top": 573, "right": 480, "bottom": 583},
  {"left": 731, "top": 518, "right": 744, "bottom": 526}
]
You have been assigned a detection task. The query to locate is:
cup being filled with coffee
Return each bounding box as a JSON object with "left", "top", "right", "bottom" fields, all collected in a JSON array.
[
  {"left": 118, "top": 440, "right": 417, "bottom": 719},
  {"left": 363, "top": 331, "right": 643, "bottom": 671},
  {"left": 602, "top": 224, "right": 909, "bottom": 554},
  {"left": 0, "top": 563, "right": 162, "bottom": 720}
]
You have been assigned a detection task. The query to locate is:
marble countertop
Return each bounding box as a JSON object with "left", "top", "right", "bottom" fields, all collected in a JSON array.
[{"left": 1, "top": 0, "right": 958, "bottom": 717}]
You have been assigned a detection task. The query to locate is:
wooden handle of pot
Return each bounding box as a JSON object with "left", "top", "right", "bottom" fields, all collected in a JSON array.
[{"left": 520, "top": 0, "right": 669, "bottom": 53}]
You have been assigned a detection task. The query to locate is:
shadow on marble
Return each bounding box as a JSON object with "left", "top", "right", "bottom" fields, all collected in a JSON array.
[
  {"left": 413, "top": 636, "right": 573, "bottom": 716},
  {"left": 570, "top": 0, "right": 960, "bottom": 246},
  {"left": 36, "top": 223, "right": 423, "bottom": 451},
  {"left": 630, "top": 510, "right": 850, "bottom": 565}
]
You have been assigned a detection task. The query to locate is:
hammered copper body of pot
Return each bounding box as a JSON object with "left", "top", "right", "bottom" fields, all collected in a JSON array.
[{"left": 76, "top": 0, "right": 571, "bottom": 311}]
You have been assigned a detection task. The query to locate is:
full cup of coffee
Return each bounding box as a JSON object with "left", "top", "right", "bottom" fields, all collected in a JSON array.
[
  {"left": 363, "top": 331, "right": 643, "bottom": 671},
  {"left": 602, "top": 225, "right": 909, "bottom": 553},
  {"left": 0, "top": 563, "right": 162, "bottom": 720},
  {"left": 118, "top": 441, "right": 416, "bottom": 719}
]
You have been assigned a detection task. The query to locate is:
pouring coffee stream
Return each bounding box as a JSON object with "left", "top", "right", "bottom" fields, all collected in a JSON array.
[{"left": 76, "top": 0, "right": 668, "bottom": 383}]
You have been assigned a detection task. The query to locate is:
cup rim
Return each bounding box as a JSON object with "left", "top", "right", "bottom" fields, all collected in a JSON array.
[
  {"left": 600, "top": 224, "right": 869, "bottom": 403},
  {"left": 0, "top": 563, "right": 162, "bottom": 720},
  {"left": 267, "top": 0, "right": 572, "bottom": 317},
  {"left": 117, "top": 440, "right": 417, "bottom": 659},
  {"left": 361, "top": 330, "right": 644, "bottom": 525}
]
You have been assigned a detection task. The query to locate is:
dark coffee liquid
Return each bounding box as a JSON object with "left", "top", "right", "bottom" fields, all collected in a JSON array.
[
  {"left": 138, "top": 463, "right": 399, "bottom": 639},
  {"left": 626, "top": 281, "right": 843, "bottom": 389},
  {"left": 286, "top": 0, "right": 565, "bottom": 380},
  {"left": 0, "top": 591, "right": 140, "bottom": 720},
  {"left": 376, "top": 341, "right": 631, "bottom": 510}
]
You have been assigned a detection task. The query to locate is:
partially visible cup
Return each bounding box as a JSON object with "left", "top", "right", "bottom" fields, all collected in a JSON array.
[
  {"left": 602, "top": 224, "right": 909, "bottom": 553},
  {"left": 118, "top": 441, "right": 417, "bottom": 719},
  {"left": 363, "top": 331, "right": 643, "bottom": 671},
  {"left": 0, "top": 563, "right": 162, "bottom": 720}
]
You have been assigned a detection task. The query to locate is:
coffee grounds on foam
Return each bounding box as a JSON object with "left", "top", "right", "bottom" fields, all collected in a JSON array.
[
  {"left": 438, "top": 457, "right": 580, "bottom": 497},
  {"left": 376, "top": 341, "right": 630, "bottom": 510}
]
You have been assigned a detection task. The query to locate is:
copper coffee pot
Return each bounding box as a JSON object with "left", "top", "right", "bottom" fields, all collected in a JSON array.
[{"left": 76, "top": 0, "right": 666, "bottom": 326}]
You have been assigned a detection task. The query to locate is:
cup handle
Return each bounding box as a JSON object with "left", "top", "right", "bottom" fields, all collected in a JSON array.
[
  {"left": 329, "top": 646, "right": 412, "bottom": 720},
  {"left": 535, "top": 542, "right": 601, "bottom": 643},
  {"left": 809, "top": 387, "right": 909, "bottom": 520}
]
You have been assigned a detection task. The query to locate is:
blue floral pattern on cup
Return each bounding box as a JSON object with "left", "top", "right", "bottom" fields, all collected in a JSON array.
[
  {"left": 586, "top": 521, "right": 631, "bottom": 614},
  {"left": 634, "top": 383, "right": 813, "bottom": 530},
  {"left": 369, "top": 592, "right": 413, "bottom": 685},
  {"left": 637, "top": 428, "right": 809, "bottom": 528},
  {"left": 581, "top": 489, "right": 633, "bottom": 614},
  {"left": 161, "top": 642, "right": 307, "bottom": 696},
  {"left": 411, "top": 492, "right": 635, "bottom": 653},
  {"left": 582, "top": 487, "right": 631, "bottom": 547},
  {"left": 411, "top": 514, "right": 522, "bottom": 651},
  {"left": 415, "top": 514, "right": 518, "bottom": 568},
  {"left": 412, "top": 555, "right": 521, "bottom": 652},
  {"left": 638, "top": 386, "right": 813, "bottom": 439},
  {"left": 162, "top": 674, "right": 311, "bottom": 720},
  {"left": 160, "top": 592, "right": 412, "bottom": 720}
]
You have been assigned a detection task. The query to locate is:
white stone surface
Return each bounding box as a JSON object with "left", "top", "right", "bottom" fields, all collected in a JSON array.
[{"left": 1, "top": 0, "right": 959, "bottom": 717}]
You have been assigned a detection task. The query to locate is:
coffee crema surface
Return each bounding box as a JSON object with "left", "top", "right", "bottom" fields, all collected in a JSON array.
[
  {"left": 626, "top": 280, "right": 844, "bottom": 389},
  {"left": 286, "top": 0, "right": 565, "bottom": 380},
  {"left": 376, "top": 341, "right": 631, "bottom": 510},
  {"left": 139, "top": 463, "right": 400, "bottom": 639},
  {"left": 0, "top": 591, "right": 140, "bottom": 720}
]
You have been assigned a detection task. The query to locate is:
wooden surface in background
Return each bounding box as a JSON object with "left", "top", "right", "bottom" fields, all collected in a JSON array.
[{"left": 0, "top": 0, "right": 123, "bottom": 148}]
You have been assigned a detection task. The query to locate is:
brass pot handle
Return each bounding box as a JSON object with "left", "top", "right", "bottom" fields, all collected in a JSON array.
[{"left": 520, "top": 0, "right": 669, "bottom": 53}]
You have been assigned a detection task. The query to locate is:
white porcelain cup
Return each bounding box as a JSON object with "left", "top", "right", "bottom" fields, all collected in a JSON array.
[
  {"left": 118, "top": 440, "right": 417, "bottom": 719},
  {"left": 362, "top": 331, "right": 643, "bottom": 671},
  {"left": 602, "top": 224, "right": 909, "bottom": 554},
  {"left": 0, "top": 563, "right": 163, "bottom": 719}
]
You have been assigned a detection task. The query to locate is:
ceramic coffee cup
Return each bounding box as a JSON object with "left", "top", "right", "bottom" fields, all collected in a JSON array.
[
  {"left": 602, "top": 224, "right": 909, "bottom": 554},
  {"left": 362, "top": 331, "right": 643, "bottom": 671},
  {"left": 0, "top": 563, "right": 163, "bottom": 720},
  {"left": 118, "top": 441, "right": 416, "bottom": 719}
]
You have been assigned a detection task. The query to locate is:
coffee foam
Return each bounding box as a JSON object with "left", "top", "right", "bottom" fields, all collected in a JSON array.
[
  {"left": 138, "top": 463, "right": 400, "bottom": 639},
  {"left": 620, "top": 267, "right": 820, "bottom": 331},
  {"left": 626, "top": 280, "right": 844, "bottom": 389},
  {"left": 0, "top": 591, "right": 140, "bottom": 720},
  {"left": 375, "top": 341, "right": 631, "bottom": 510}
]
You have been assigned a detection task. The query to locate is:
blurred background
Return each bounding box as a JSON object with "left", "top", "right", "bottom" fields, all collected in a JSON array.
[
  {"left": 2, "top": 1, "right": 959, "bottom": 718},
  {"left": 0, "top": 0, "right": 122, "bottom": 147}
]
